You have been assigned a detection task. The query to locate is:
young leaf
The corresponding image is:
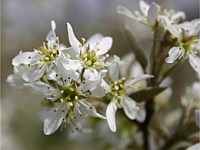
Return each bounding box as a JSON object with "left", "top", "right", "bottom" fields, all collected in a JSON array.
[
  {"left": 124, "top": 26, "right": 148, "bottom": 70},
  {"left": 129, "top": 87, "right": 166, "bottom": 102}
]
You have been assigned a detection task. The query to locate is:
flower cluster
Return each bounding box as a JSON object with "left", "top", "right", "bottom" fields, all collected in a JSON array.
[
  {"left": 117, "top": 0, "right": 200, "bottom": 74},
  {"left": 7, "top": 20, "right": 152, "bottom": 135},
  {"left": 7, "top": 1, "right": 200, "bottom": 149}
]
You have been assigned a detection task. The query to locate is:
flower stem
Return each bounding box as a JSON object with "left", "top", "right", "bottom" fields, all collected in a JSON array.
[{"left": 142, "top": 99, "right": 155, "bottom": 150}]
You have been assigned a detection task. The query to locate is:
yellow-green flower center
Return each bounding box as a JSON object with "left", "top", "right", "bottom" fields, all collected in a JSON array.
[
  {"left": 59, "top": 85, "right": 80, "bottom": 104},
  {"left": 79, "top": 45, "right": 108, "bottom": 69},
  {"left": 38, "top": 44, "right": 59, "bottom": 64},
  {"left": 111, "top": 78, "right": 126, "bottom": 99}
]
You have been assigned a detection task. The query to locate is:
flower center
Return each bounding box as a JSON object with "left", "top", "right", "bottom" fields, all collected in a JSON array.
[
  {"left": 59, "top": 85, "right": 80, "bottom": 104},
  {"left": 80, "top": 45, "right": 98, "bottom": 68},
  {"left": 111, "top": 78, "right": 126, "bottom": 99},
  {"left": 79, "top": 45, "right": 109, "bottom": 69},
  {"left": 38, "top": 44, "right": 59, "bottom": 64}
]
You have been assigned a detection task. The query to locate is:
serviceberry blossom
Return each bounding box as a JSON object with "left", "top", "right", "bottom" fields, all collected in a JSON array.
[
  {"left": 24, "top": 80, "right": 106, "bottom": 135},
  {"left": 161, "top": 16, "right": 200, "bottom": 74},
  {"left": 106, "top": 56, "right": 153, "bottom": 132},
  {"left": 6, "top": 1, "right": 200, "bottom": 149},
  {"left": 117, "top": 0, "right": 185, "bottom": 28},
  {"left": 66, "top": 23, "right": 112, "bottom": 76},
  {"left": 7, "top": 20, "right": 113, "bottom": 135},
  {"left": 12, "top": 20, "right": 67, "bottom": 82},
  {"left": 181, "top": 81, "right": 200, "bottom": 107}
]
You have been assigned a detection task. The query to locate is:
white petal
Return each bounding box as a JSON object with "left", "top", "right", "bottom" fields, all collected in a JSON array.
[
  {"left": 122, "top": 95, "right": 140, "bottom": 120},
  {"left": 46, "top": 20, "right": 57, "bottom": 47},
  {"left": 91, "top": 83, "right": 106, "bottom": 98},
  {"left": 191, "top": 19, "right": 200, "bottom": 36},
  {"left": 108, "top": 55, "right": 126, "bottom": 81},
  {"left": 171, "top": 11, "right": 186, "bottom": 23},
  {"left": 6, "top": 74, "right": 25, "bottom": 89},
  {"left": 165, "top": 47, "right": 183, "bottom": 63},
  {"left": 43, "top": 103, "right": 68, "bottom": 135},
  {"left": 84, "top": 69, "right": 107, "bottom": 81},
  {"left": 22, "top": 65, "right": 46, "bottom": 82},
  {"left": 62, "top": 47, "right": 78, "bottom": 58},
  {"left": 67, "top": 23, "right": 81, "bottom": 53},
  {"left": 12, "top": 52, "right": 39, "bottom": 66},
  {"left": 159, "top": 16, "right": 180, "bottom": 38},
  {"left": 147, "top": 2, "right": 160, "bottom": 25},
  {"left": 85, "top": 34, "right": 103, "bottom": 50},
  {"left": 24, "top": 82, "right": 59, "bottom": 99},
  {"left": 187, "top": 143, "right": 200, "bottom": 150},
  {"left": 78, "top": 100, "right": 106, "bottom": 119},
  {"left": 96, "top": 37, "right": 113, "bottom": 55},
  {"left": 51, "top": 20, "right": 56, "bottom": 31},
  {"left": 191, "top": 39, "right": 200, "bottom": 50},
  {"left": 139, "top": 0, "right": 150, "bottom": 16},
  {"left": 78, "top": 80, "right": 100, "bottom": 92},
  {"left": 109, "top": 61, "right": 120, "bottom": 81},
  {"left": 125, "top": 74, "right": 153, "bottom": 87},
  {"left": 176, "top": 22, "right": 195, "bottom": 37},
  {"left": 106, "top": 101, "right": 118, "bottom": 132},
  {"left": 80, "top": 70, "right": 107, "bottom": 91},
  {"left": 195, "top": 110, "right": 200, "bottom": 128},
  {"left": 189, "top": 53, "right": 200, "bottom": 74},
  {"left": 56, "top": 54, "right": 80, "bottom": 81},
  {"left": 116, "top": 5, "right": 138, "bottom": 20},
  {"left": 136, "top": 108, "right": 146, "bottom": 123}
]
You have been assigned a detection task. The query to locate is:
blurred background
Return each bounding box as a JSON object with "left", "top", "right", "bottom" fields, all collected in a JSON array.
[{"left": 1, "top": 0, "right": 199, "bottom": 150}]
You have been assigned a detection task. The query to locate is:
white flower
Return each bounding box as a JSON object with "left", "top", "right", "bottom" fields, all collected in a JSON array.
[
  {"left": 6, "top": 66, "right": 27, "bottom": 89},
  {"left": 120, "top": 53, "right": 148, "bottom": 91},
  {"left": 55, "top": 52, "right": 81, "bottom": 83},
  {"left": 181, "top": 82, "right": 200, "bottom": 108},
  {"left": 12, "top": 20, "right": 67, "bottom": 82},
  {"left": 24, "top": 81, "right": 106, "bottom": 135},
  {"left": 161, "top": 17, "right": 200, "bottom": 74},
  {"left": 106, "top": 56, "right": 153, "bottom": 132},
  {"left": 66, "top": 23, "right": 112, "bottom": 71},
  {"left": 117, "top": 1, "right": 185, "bottom": 27},
  {"left": 117, "top": 1, "right": 160, "bottom": 26},
  {"left": 78, "top": 69, "right": 110, "bottom": 98},
  {"left": 187, "top": 143, "right": 200, "bottom": 150}
]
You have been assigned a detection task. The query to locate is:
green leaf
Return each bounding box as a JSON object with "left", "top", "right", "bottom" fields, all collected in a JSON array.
[
  {"left": 129, "top": 87, "right": 166, "bottom": 102},
  {"left": 124, "top": 26, "right": 148, "bottom": 70}
]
